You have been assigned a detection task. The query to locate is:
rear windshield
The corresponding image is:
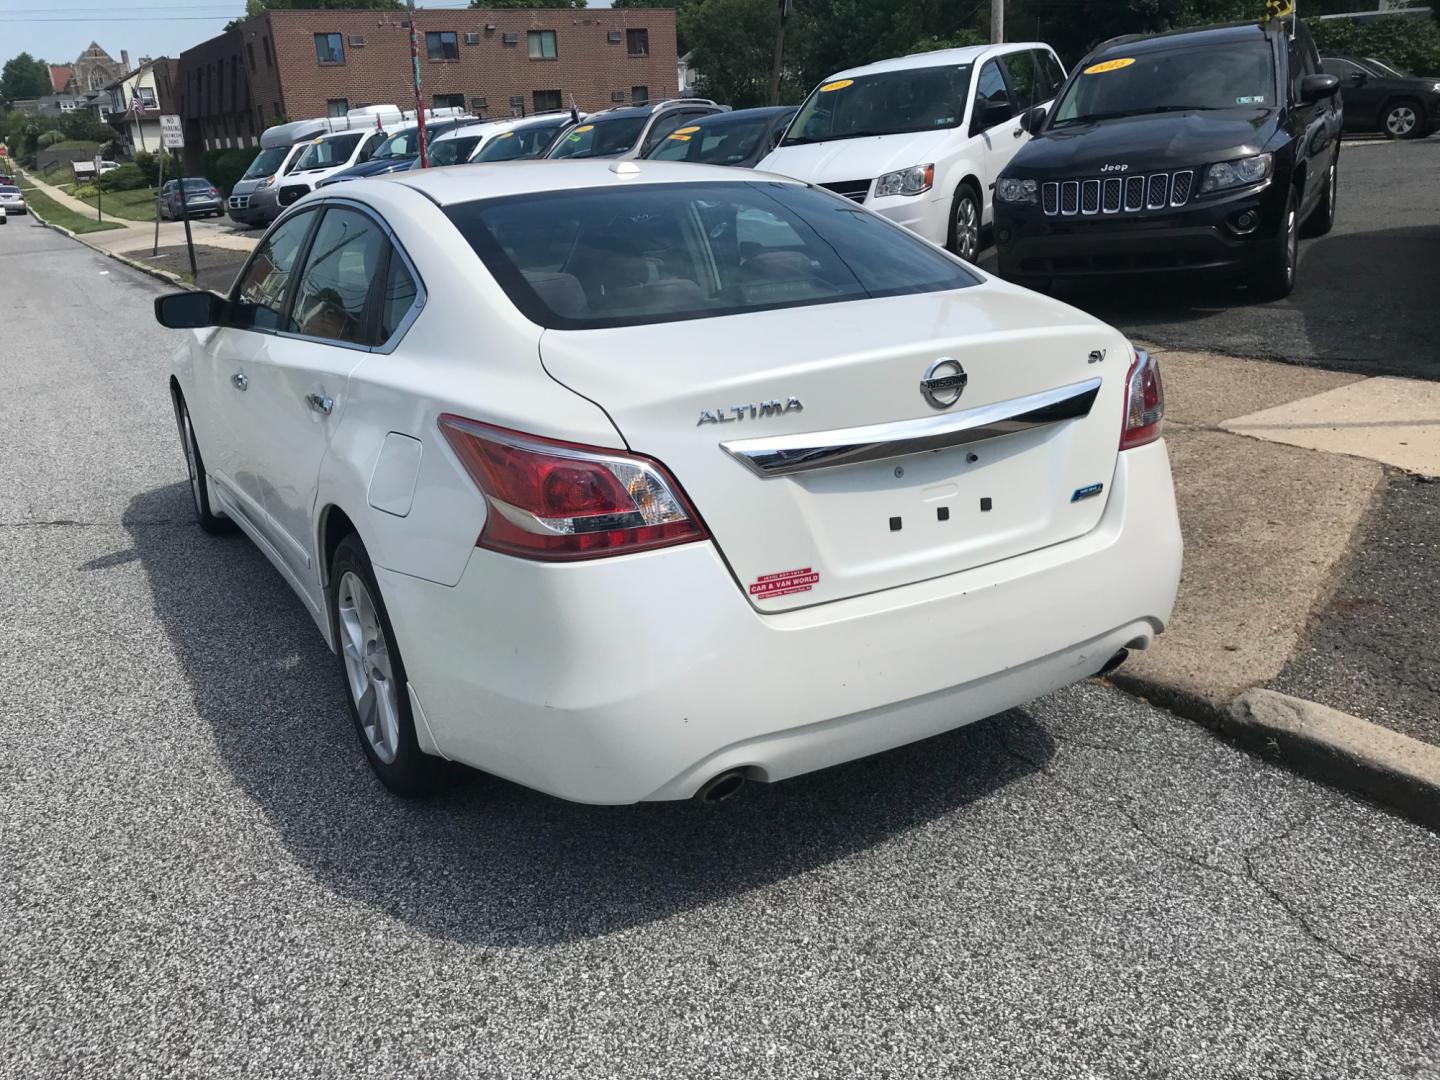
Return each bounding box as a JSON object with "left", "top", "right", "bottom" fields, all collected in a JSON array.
[
  {"left": 445, "top": 181, "right": 977, "bottom": 330},
  {"left": 476, "top": 121, "right": 567, "bottom": 161},
  {"left": 1051, "top": 42, "right": 1276, "bottom": 126},
  {"left": 0, "top": 186, "right": 19, "bottom": 195},
  {"left": 293, "top": 133, "right": 363, "bottom": 170},
  {"left": 428, "top": 135, "right": 482, "bottom": 167},
  {"left": 182, "top": 179, "right": 214, "bottom": 189},
  {"left": 647, "top": 114, "right": 778, "bottom": 165},
  {"left": 547, "top": 116, "right": 647, "bottom": 159},
  {"left": 242, "top": 146, "right": 288, "bottom": 179},
  {"left": 784, "top": 65, "right": 973, "bottom": 145}
]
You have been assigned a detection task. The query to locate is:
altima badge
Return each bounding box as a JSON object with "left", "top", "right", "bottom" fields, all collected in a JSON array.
[
  {"left": 920, "top": 358, "right": 967, "bottom": 409},
  {"left": 698, "top": 397, "right": 803, "bottom": 426}
]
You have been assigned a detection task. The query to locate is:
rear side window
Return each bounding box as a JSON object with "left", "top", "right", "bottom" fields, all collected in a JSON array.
[
  {"left": 379, "top": 250, "right": 420, "bottom": 341},
  {"left": 232, "top": 209, "right": 316, "bottom": 331},
  {"left": 289, "top": 207, "right": 389, "bottom": 345},
  {"left": 1002, "top": 52, "right": 1040, "bottom": 112},
  {"left": 444, "top": 181, "right": 978, "bottom": 330}
]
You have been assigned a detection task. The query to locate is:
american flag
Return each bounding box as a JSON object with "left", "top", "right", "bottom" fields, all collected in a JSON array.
[{"left": 130, "top": 92, "right": 145, "bottom": 117}]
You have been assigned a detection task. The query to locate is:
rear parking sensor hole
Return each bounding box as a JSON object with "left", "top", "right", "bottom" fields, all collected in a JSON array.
[
  {"left": 937, "top": 507, "right": 950, "bottom": 522},
  {"left": 889, "top": 516, "right": 902, "bottom": 532},
  {"left": 980, "top": 497, "right": 992, "bottom": 512}
]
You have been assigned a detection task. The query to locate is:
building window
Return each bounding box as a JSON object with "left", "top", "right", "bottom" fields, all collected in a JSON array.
[
  {"left": 138, "top": 86, "right": 157, "bottom": 109},
  {"left": 262, "top": 38, "right": 272, "bottom": 68},
  {"left": 631, "top": 86, "right": 649, "bottom": 104},
  {"left": 314, "top": 33, "right": 345, "bottom": 65},
  {"left": 527, "top": 30, "right": 557, "bottom": 60},
  {"left": 246, "top": 43, "right": 256, "bottom": 72},
  {"left": 533, "top": 89, "right": 561, "bottom": 113},
  {"left": 273, "top": 101, "right": 282, "bottom": 118},
  {"left": 257, "top": 106, "right": 264, "bottom": 130},
  {"left": 627, "top": 29, "right": 649, "bottom": 57},
  {"left": 326, "top": 98, "right": 349, "bottom": 118},
  {"left": 426, "top": 31, "right": 459, "bottom": 62},
  {"left": 433, "top": 93, "right": 465, "bottom": 111}
]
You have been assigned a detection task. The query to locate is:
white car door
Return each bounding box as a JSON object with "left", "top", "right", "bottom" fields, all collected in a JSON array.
[
  {"left": 969, "top": 55, "right": 1026, "bottom": 224},
  {"left": 246, "top": 204, "right": 397, "bottom": 584},
  {"left": 197, "top": 207, "right": 319, "bottom": 531}
]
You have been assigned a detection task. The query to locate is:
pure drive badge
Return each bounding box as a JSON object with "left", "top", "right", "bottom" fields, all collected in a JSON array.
[{"left": 698, "top": 398, "right": 803, "bottom": 426}]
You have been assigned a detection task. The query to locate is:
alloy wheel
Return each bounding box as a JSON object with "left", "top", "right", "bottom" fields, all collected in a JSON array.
[
  {"left": 954, "top": 195, "right": 980, "bottom": 263},
  {"left": 1386, "top": 105, "right": 1417, "bottom": 137},
  {"left": 337, "top": 570, "right": 401, "bottom": 765}
]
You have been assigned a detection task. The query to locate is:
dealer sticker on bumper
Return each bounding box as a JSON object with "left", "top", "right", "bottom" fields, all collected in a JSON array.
[{"left": 750, "top": 567, "right": 820, "bottom": 599}]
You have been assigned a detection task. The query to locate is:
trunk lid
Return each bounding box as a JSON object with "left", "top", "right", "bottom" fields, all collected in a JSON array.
[{"left": 540, "top": 288, "right": 1130, "bottom": 611}]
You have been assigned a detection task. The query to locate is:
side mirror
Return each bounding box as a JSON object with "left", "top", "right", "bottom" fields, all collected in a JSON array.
[
  {"left": 154, "top": 291, "right": 225, "bottom": 329},
  {"left": 1020, "top": 105, "right": 1048, "bottom": 135},
  {"left": 1301, "top": 74, "right": 1341, "bottom": 103},
  {"left": 971, "top": 100, "right": 1014, "bottom": 136}
]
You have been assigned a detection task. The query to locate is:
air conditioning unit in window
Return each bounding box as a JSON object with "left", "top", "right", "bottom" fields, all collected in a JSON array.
[
  {"left": 502, "top": 32, "right": 519, "bottom": 45},
  {"left": 471, "top": 96, "right": 487, "bottom": 110},
  {"left": 464, "top": 31, "right": 481, "bottom": 45},
  {"left": 509, "top": 95, "right": 525, "bottom": 107},
  {"left": 607, "top": 30, "right": 623, "bottom": 43},
  {"left": 610, "top": 90, "right": 626, "bottom": 101},
  {"left": 348, "top": 34, "right": 365, "bottom": 47}
]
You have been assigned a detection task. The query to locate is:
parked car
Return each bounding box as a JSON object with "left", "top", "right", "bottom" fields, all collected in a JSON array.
[
  {"left": 315, "top": 116, "right": 484, "bottom": 187},
  {"left": 277, "top": 116, "right": 460, "bottom": 208},
  {"left": 98, "top": 160, "right": 120, "bottom": 173},
  {"left": 757, "top": 44, "right": 1067, "bottom": 262},
  {"left": 644, "top": 106, "right": 798, "bottom": 167},
  {"left": 159, "top": 178, "right": 222, "bottom": 219},
  {"left": 0, "top": 205, "right": 7, "bottom": 225},
  {"left": 0, "top": 184, "right": 27, "bottom": 215},
  {"left": 154, "top": 161, "right": 1181, "bottom": 803},
  {"left": 455, "top": 111, "right": 577, "bottom": 165},
  {"left": 544, "top": 99, "right": 726, "bottom": 161},
  {"left": 993, "top": 18, "right": 1340, "bottom": 300},
  {"left": 1321, "top": 54, "right": 1440, "bottom": 139}
]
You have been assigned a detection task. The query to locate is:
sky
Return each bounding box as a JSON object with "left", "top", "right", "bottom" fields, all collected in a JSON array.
[{"left": 0, "top": 0, "right": 613, "bottom": 68}]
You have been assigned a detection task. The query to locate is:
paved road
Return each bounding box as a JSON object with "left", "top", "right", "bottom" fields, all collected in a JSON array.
[
  {"left": 980, "top": 138, "right": 1440, "bottom": 380},
  {"left": 4, "top": 217, "right": 1440, "bottom": 1079}
]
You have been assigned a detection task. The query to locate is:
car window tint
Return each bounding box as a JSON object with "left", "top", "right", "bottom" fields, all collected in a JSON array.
[
  {"left": 289, "top": 207, "right": 389, "bottom": 345},
  {"left": 232, "top": 210, "right": 315, "bottom": 332},
  {"left": 1002, "top": 52, "right": 1038, "bottom": 112},
  {"left": 379, "top": 249, "right": 420, "bottom": 341},
  {"left": 444, "top": 181, "right": 978, "bottom": 330},
  {"left": 1035, "top": 49, "right": 1066, "bottom": 100},
  {"left": 643, "top": 111, "right": 688, "bottom": 151},
  {"left": 1321, "top": 57, "right": 1362, "bottom": 78},
  {"left": 975, "top": 59, "right": 1017, "bottom": 123}
]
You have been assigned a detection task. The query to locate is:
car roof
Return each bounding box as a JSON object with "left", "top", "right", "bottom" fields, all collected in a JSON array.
[
  {"left": 381, "top": 159, "right": 801, "bottom": 205},
  {"left": 684, "top": 106, "right": 795, "bottom": 125},
  {"left": 823, "top": 41, "right": 1044, "bottom": 81},
  {"left": 1093, "top": 21, "right": 1274, "bottom": 58}
]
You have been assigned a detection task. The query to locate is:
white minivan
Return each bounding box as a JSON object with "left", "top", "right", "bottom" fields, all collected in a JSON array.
[{"left": 759, "top": 43, "right": 1066, "bottom": 262}]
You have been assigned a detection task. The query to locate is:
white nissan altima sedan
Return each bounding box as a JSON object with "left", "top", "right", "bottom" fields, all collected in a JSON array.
[{"left": 155, "top": 160, "right": 1182, "bottom": 804}]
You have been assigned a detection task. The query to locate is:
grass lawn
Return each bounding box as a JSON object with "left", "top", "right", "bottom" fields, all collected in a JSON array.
[
  {"left": 15, "top": 179, "right": 124, "bottom": 235},
  {"left": 65, "top": 186, "right": 160, "bottom": 223}
]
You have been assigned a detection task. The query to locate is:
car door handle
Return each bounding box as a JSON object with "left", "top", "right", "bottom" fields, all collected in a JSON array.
[
  {"left": 1013, "top": 126, "right": 1025, "bottom": 138},
  {"left": 305, "top": 392, "right": 334, "bottom": 416},
  {"left": 230, "top": 371, "right": 248, "bottom": 391}
]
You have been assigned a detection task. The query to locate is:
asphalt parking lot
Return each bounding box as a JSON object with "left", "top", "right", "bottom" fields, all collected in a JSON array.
[
  {"left": 980, "top": 137, "right": 1440, "bottom": 380},
  {"left": 4, "top": 196, "right": 1440, "bottom": 1078}
]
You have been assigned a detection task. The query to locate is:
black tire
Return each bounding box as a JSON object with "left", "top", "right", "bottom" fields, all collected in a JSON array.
[
  {"left": 1382, "top": 99, "right": 1428, "bottom": 140},
  {"left": 1302, "top": 148, "right": 1338, "bottom": 238},
  {"left": 330, "top": 534, "right": 441, "bottom": 798},
  {"left": 174, "top": 393, "right": 231, "bottom": 534},
  {"left": 1251, "top": 186, "right": 1299, "bottom": 301},
  {"left": 947, "top": 182, "right": 983, "bottom": 263}
]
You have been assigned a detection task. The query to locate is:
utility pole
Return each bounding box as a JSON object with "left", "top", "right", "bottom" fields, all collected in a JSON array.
[
  {"left": 769, "top": 0, "right": 792, "bottom": 107},
  {"left": 991, "top": 0, "right": 1004, "bottom": 43},
  {"left": 406, "top": 0, "right": 428, "bottom": 167}
]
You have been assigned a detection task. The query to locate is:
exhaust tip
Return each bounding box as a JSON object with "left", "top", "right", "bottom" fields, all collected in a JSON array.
[
  {"left": 696, "top": 769, "right": 747, "bottom": 804},
  {"left": 1098, "top": 648, "right": 1129, "bottom": 676}
]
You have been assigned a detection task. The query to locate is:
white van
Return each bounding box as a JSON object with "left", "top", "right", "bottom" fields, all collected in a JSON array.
[
  {"left": 758, "top": 43, "right": 1066, "bottom": 262},
  {"left": 275, "top": 106, "right": 469, "bottom": 209}
]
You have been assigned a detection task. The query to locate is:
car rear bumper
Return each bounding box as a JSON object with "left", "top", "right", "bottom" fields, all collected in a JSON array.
[
  {"left": 995, "top": 183, "right": 1283, "bottom": 279},
  {"left": 375, "top": 438, "right": 1182, "bottom": 804}
]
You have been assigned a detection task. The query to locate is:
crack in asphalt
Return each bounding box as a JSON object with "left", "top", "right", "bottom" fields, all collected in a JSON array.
[{"left": 992, "top": 724, "right": 1394, "bottom": 975}]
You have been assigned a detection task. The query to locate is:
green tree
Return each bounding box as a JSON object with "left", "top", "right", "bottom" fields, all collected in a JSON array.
[
  {"left": 1310, "top": 14, "right": 1440, "bottom": 76},
  {"left": 472, "top": 0, "right": 587, "bottom": 7},
  {"left": 1007, "top": 0, "right": 1255, "bottom": 65},
  {"left": 681, "top": 0, "right": 785, "bottom": 107},
  {"left": 1, "top": 53, "right": 51, "bottom": 107}
]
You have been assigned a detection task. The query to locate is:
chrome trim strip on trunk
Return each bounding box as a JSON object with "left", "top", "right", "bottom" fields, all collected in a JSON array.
[{"left": 720, "top": 377, "right": 1104, "bottom": 478}]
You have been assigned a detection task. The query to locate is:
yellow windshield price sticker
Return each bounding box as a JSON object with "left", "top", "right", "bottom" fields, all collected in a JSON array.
[
  {"left": 819, "top": 79, "right": 854, "bottom": 92},
  {"left": 494, "top": 131, "right": 515, "bottom": 139},
  {"left": 1083, "top": 58, "right": 1135, "bottom": 75},
  {"left": 576, "top": 124, "right": 594, "bottom": 132},
  {"left": 674, "top": 125, "right": 701, "bottom": 135},
  {"left": 669, "top": 134, "right": 692, "bottom": 142}
]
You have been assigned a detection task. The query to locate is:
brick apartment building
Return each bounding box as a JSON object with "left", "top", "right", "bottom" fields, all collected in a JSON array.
[{"left": 175, "top": 6, "right": 678, "bottom": 165}]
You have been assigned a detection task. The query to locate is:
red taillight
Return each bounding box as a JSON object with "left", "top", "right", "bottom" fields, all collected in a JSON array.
[
  {"left": 1120, "top": 348, "right": 1164, "bottom": 450},
  {"left": 438, "top": 415, "right": 708, "bottom": 561}
]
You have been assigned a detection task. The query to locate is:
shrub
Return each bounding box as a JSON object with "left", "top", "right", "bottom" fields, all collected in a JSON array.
[
  {"left": 73, "top": 182, "right": 100, "bottom": 199},
  {"left": 132, "top": 149, "right": 182, "bottom": 186},
  {"left": 200, "top": 147, "right": 259, "bottom": 198},
  {"left": 1311, "top": 15, "right": 1440, "bottom": 77},
  {"left": 96, "top": 163, "right": 149, "bottom": 192}
]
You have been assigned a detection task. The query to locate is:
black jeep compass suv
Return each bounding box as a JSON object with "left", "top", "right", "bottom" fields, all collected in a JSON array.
[{"left": 993, "top": 19, "right": 1341, "bottom": 299}]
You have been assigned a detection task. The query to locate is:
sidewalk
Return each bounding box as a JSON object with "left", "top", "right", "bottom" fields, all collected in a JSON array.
[
  {"left": 18, "top": 166, "right": 258, "bottom": 257},
  {"left": 1113, "top": 345, "right": 1440, "bottom": 823}
]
